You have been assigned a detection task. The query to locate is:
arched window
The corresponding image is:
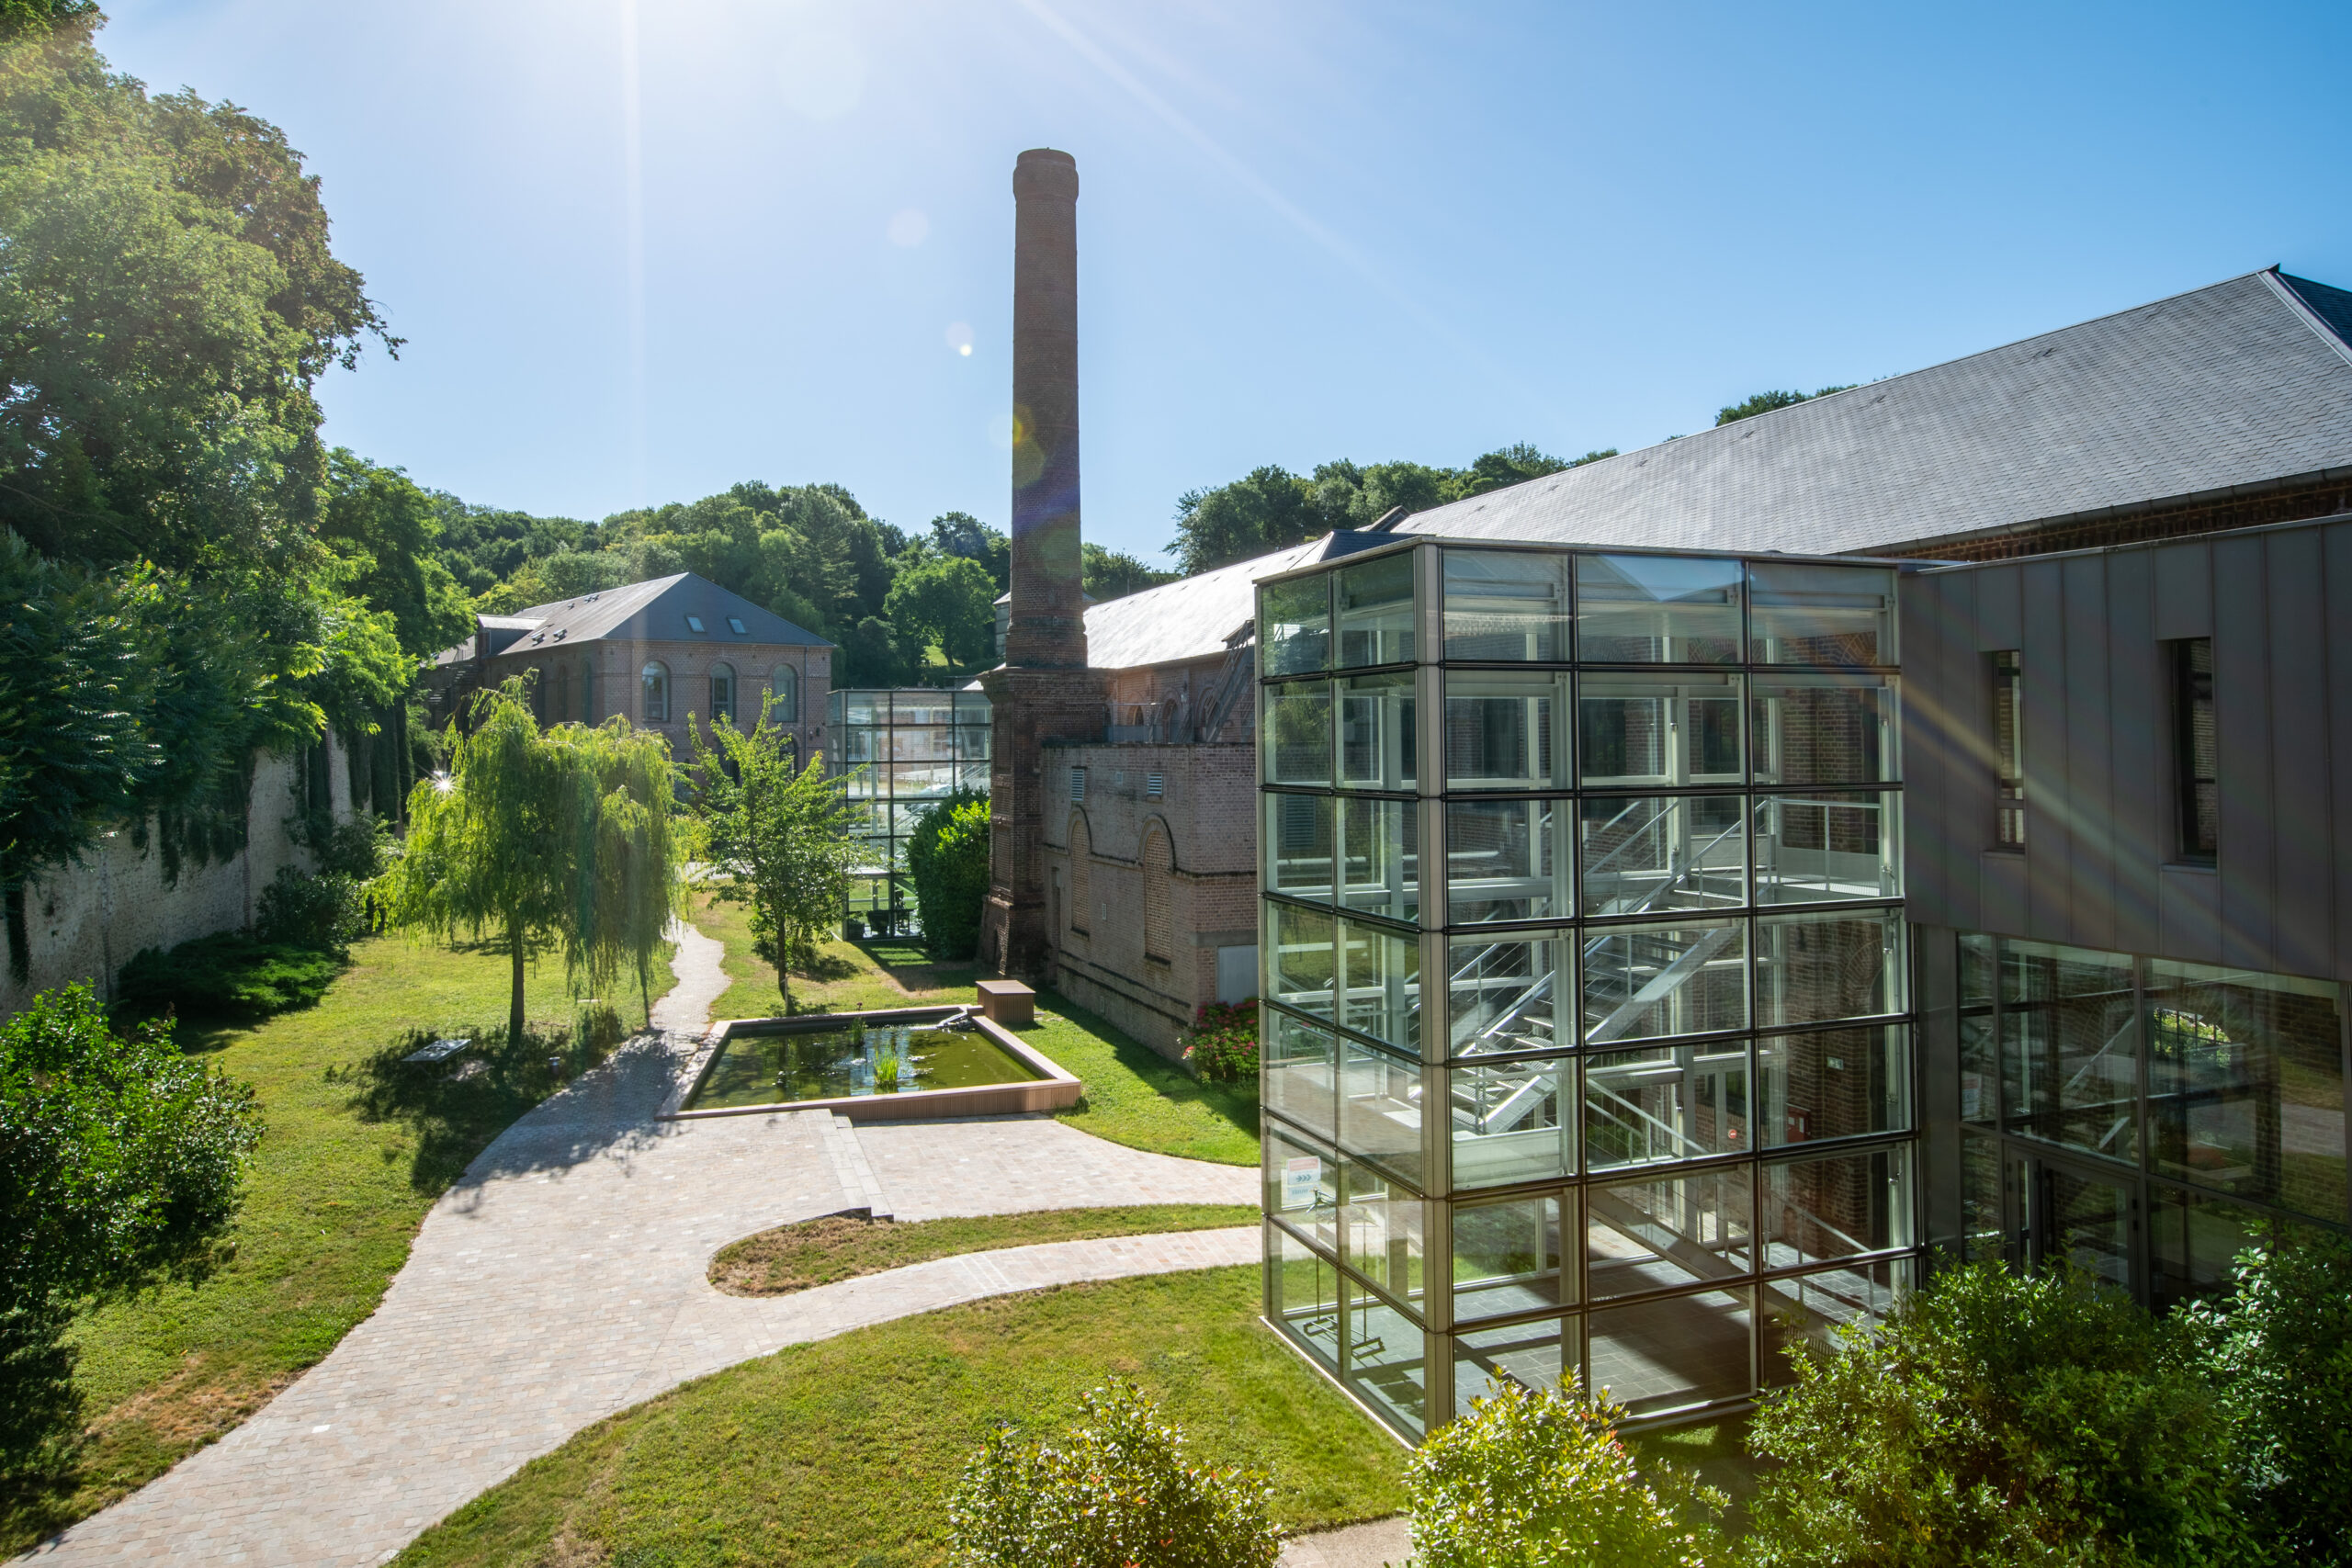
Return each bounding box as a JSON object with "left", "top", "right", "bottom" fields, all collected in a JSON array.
[
  {"left": 1068, "top": 813, "right": 1091, "bottom": 938},
  {"left": 772, "top": 664, "right": 801, "bottom": 724},
  {"left": 641, "top": 661, "right": 669, "bottom": 723},
  {"left": 710, "top": 662, "right": 736, "bottom": 725},
  {"left": 1142, "top": 824, "right": 1173, "bottom": 964},
  {"left": 551, "top": 663, "right": 571, "bottom": 725}
]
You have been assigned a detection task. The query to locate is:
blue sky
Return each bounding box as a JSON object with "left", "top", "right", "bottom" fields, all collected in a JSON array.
[{"left": 99, "top": 0, "right": 2352, "bottom": 567}]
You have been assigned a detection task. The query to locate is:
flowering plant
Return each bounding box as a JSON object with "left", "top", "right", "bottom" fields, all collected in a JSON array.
[{"left": 1182, "top": 999, "right": 1259, "bottom": 1083}]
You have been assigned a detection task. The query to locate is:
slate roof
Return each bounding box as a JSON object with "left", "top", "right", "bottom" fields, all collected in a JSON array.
[
  {"left": 430, "top": 572, "right": 830, "bottom": 667},
  {"left": 1391, "top": 268, "right": 2352, "bottom": 558},
  {"left": 1082, "top": 540, "right": 1326, "bottom": 669}
]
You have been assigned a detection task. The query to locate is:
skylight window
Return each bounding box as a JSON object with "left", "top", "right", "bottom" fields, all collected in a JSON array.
[
  {"left": 684, "top": 615, "right": 707, "bottom": 634},
  {"left": 728, "top": 616, "right": 748, "bottom": 635}
]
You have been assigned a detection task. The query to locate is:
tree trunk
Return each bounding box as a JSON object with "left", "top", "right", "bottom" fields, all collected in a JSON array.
[
  {"left": 509, "top": 924, "right": 528, "bottom": 1046},
  {"left": 776, "top": 958, "right": 792, "bottom": 1017}
]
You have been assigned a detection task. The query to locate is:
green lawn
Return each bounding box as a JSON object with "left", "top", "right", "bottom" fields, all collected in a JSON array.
[
  {"left": 709, "top": 1205, "right": 1260, "bottom": 1295},
  {"left": 0, "top": 934, "right": 666, "bottom": 1554},
  {"left": 687, "top": 892, "right": 1261, "bottom": 1167},
  {"left": 396, "top": 1266, "right": 1406, "bottom": 1568}
]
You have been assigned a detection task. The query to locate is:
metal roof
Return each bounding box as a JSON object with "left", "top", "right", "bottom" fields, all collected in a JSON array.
[
  {"left": 1391, "top": 268, "right": 2352, "bottom": 557},
  {"left": 430, "top": 572, "right": 831, "bottom": 666}
]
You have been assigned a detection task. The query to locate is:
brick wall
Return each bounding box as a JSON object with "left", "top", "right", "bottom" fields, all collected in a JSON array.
[{"left": 483, "top": 638, "right": 831, "bottom": 766}]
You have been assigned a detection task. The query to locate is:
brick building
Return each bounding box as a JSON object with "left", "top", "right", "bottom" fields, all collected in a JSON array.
[{"left": 425, "top": 572, "right": 831, "bottom": 762}]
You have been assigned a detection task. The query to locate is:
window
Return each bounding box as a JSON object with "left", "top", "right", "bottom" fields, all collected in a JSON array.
[
  {"left": 684, "top": 615, "right": 707, "bottom": 634},
  {"left": 771, "top": 665, "right": 800, "bottom": 724},
  {"left": 2171, "top": 637, "right": 2216, "bottom": 862},
  {"left": 640, "top": 661, "right": 669, "bottom": 723},
  {"left": 1069, "top": 814, "right": 1091, "bottom": 935},
  {"left": 727, "top": 616, "right": 748, "bottom": 635},
  {"left": 1143, "top": 826, "right": 1173, "bottom": 964},
  {"left": 1992, "top": 650, "right": 2024, "bottom": 847},
  {"left": 709, "top": 662, "right": 735, "bottom": 725}
]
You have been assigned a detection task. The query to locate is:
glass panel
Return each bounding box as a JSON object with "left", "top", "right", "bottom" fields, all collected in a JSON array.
[
  {"left": 1263, "top": 793, "right": 1335, "bottom": 906},
  {"left": 1447, "top": 931, "right": 1571, "bottom": 1057},
  {"left": 1960, "top": 933, "right": 1996, "bottom": 1127},
  {"left": 2146, "top": 959, "right": 2345, "bottom": 1223},
  {"left": 1587, "top": 1168, "right": 1753, "bottom": 1299},
  {"left": 1341, "top": 1157, "right": 1425, "bottom": 1311},
  {"left": 1264, "top": 682, "right": 1331, "bottom": 785},
  {"left": 1753, "top": 792, "right": 1901, "bottom": 905},
  {"left": 2003, "top": 942, "right": 2139, "bottom": 1164},
  {"left": 2150, "top": 1184, "right": 2264, "bottom": 1313},
  {"left": 1760, "top": 1145, "right": 1911, "bottom": 1270},
  {"left": 1748, "top": 562, "right": 1895, "bottom": 665},
  {"left": 1453, "top": 1193, "right": 1568, "bottom": 1321},
  {"left": 840, "top": 691, "right": 882, "bottom": 724},
  {"left": 1448, "top": 1055, "right": 1575, "bottom": 1189},
  {"left": 1264, "top": 1011, "right": 1339, "bottom": 1144},
  {"left": 1340, "top": 1040, "right": 1425, "bottom": 1187},
  {"left": 1577, "top": 672, "right": 1743, "bottom": 788},
  {"left": 1268, "top": 1223, "right": 1341, "bottom": 1372},
  {"left": 1446, "top": 799, "right": 1567, "bottom": 926},
  {"left": 1579, "top": 795, "right": 1747, "bottom": 918},
  {"left": 1750, "top": 674, "right": 1897, "bottom": 785},
  {"left": 1340, "top": 798, "right": 1419, "bottom": 925},
  {"left": 1581, "top": 919, "right": 1747, "bottom": 1045},
  {"left": 1585, "top": 1043, "right": 1750, "bottom": 1171},
  {"left": 1760, "top": 1258, "right": 1907, "bottom": 1385},
  {"left": 1453, "top": 1316, "right": 1571, "bottom": 1418},
  {"left": 1268, "top": 901, "right": 1337, "bottom": 1025},
  {"left": 1338, "top": 672, "right": 1417, "bottom": 791},
  {"left": 1587, "top": 1289, "right": 1752, "bottom": 1416},
  {"left": 1758, "top": 1025, "right": 1909, "bottom": 1146},
  {"left": 1757, "top": 909, "right": 1905, "bottom": 1029},
  {"left": 1344, "top": 1282, "right": 1428, "bottom": 1438},
  {"left": 2043, "top": 1163, "right": 2132, "bottom": 1291},
  {"left": 1444, "top": 671, "right": 1571, "bottom": 790},
  {"left": 1264, "top": 1126, "right": 1340, "bottom": 1255},
  {"left": 1443, "top": 548, "right": 1570, "bottom": 662},
  {"left": 1961, "top": 1132, "right": 2004, "bottom": 1263},
  {"left": 1340, "top": 917, "right": 1420, "bottom": 1055},
  {"left": 1575, "top": 554, "right": 1742, "bottom": 664},
  {"left": 1335, "top": 550, "right": 1416, "bottom": 669},
  {"left": 1261, "top": 575, "right": 1331, "bottom": 676}
]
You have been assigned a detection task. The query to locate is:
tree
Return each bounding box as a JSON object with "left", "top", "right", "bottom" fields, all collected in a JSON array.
[
  {"left": 883, "top": 554, "right": 998, "bottom": 680},
  {"left": 379, "top": 680, "right": 688, "bottom": 1043},
  {"left": 906, "top": 791, "right": 989, "bottom": 960},
  {"left": 320, "top": 451, "right": 474, "bottom": 660},
  {"left": 1745, "top": 1262, "right": 2259, "bottom": 1567},
  {"left": 0, "top": 982, "right": 261, "bottom": 1472},
  {"left": 929, "top": 510, "right": 1010, "bottom": 590},
  {"left": 1080, "top": 542, "right": 1173, "bottom": 602},
  {"left": 690, "top": 696, "right": 858, "bottom": 1013},
  {"left": 1715, "top": 385, "right": 1854, "bottom": 426}
]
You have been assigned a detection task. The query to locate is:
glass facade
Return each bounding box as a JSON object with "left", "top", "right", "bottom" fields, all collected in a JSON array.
[
  {"left": 827, "top": 689, "right": 992, "bottom": 932},
  {"left": 1954, "top": 931, "right": 2349, "bottom": 1307},
  {"left": 1259, "top": 541, "right": 1916, "bottom": 1438}
]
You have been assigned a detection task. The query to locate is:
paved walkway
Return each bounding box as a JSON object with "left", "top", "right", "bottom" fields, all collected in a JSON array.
[{"left": 28, "top": 920, "right": 1257, "bottom": 1566}]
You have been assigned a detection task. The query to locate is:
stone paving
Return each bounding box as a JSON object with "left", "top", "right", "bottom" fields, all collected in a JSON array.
[{"left": 27, "top": 921, "right": 1259, "bottom": 1566}]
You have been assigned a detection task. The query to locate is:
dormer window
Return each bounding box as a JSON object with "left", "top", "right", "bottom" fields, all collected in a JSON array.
[
  {"left": 728, "top": 616, "right": 748, "bottom": 635},
  {"left": 684, "top": 615, "right": 707, "bottom": 634}
]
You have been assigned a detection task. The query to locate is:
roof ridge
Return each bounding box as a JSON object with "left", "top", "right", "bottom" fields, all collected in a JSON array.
[{"left": 2265, "top": 269, "right": 2352, "bottom": 371}]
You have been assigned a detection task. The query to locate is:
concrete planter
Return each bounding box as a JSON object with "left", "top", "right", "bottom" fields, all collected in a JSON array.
[{"left": 660, "top": 1003, "right": 1080, "bottom": 1122}]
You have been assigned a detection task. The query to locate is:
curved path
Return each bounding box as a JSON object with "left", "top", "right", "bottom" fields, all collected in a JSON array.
[{"left": 28, "top": 921, "right": 1257, "bottom": 1566}]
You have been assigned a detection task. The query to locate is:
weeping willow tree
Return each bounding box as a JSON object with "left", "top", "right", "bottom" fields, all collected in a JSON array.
[{"left": 379, "top": 679, "right": 690, "bottom": 1043}]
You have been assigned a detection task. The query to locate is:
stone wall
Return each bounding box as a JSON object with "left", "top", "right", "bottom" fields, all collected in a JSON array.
[{"left": 0, "top": 734, "right": 352, "bottom": 1020}]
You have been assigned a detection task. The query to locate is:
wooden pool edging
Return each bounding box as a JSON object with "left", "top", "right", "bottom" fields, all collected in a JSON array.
[{"left": 659, "top": 1004, "right": 1082, "bottom": 1122}]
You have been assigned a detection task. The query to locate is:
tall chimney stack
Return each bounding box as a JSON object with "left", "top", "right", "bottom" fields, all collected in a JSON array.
[{"left": 1005, "top": 148, "right": 1085, "bottom": 668}]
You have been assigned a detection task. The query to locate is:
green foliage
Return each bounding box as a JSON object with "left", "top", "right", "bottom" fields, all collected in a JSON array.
[
  {"left": 948, "top": 1380, "right": 1284, "bottom": 1568},
  {"left": 1745, "top": 1261, "right": 2258, "bottom": 1567},
  {"left": 118, "top": 933, "right": 344, "bottom": 1018},
  {"left": 690, "top": 696, "right": 859, "bottom": 1011},
  {"left": 320, "top": 451, "right": 474, "bottom": 660},
  {"left": 1713, "top": 386, "right": 1855, "bottom": 426},
  {"left": 1084, "top": 541, "right": 1177, "bottom": 602},
  {"left": 254, "top": 864, "right": 367, "bottom": 952},
  {"left": 2181, "top": 1230, "right": 2352, "bottom": 1562},
  {"left": 0, "top": 983, "right": 260, "bottom": 1472},
  {"left": 379, "top": 681, "right": 690, "bottom": 1041},
  {"left": 884, "top": 554, "right": 999, "bottom": 678},
  {"left": 930, "top": 509, "right": 1010, "bottom": 590},
  {"left": 906, "top": 791, "right": 989, "bottom": 961},
  {"left": 1183, "top": 1000, "right": 1258, "bottom": 1083},
  {"left": 1408, "top": 1375, "right": 1718, "bottom": 1568}
]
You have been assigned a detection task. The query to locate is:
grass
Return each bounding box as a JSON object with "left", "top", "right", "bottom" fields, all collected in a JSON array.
[
  {"left": 0, "top": 934, "right": 671, "bottom": 1556},
  {"left": 395, "top": 1266, "right": 1406, "bottom": 1568},
  {"left": 708, "top": 1205, "right": 1261, "bottom": 1296},
  {"left": 687, "top": 890, "right": 1261, "bottom": 1167}
]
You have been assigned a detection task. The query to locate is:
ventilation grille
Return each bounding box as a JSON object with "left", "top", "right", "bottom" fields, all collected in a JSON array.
[
  {"left": 1069, "top": 766, "right": 1087, "bottom": 801},
  {"left": 1146, "top": 771, "right": 1165, "bottom": 799}
]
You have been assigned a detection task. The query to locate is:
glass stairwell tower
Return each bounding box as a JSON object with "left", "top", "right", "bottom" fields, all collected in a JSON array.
[{"left": 1256, "top": 537, "right": 1920, "bottom": 1438}]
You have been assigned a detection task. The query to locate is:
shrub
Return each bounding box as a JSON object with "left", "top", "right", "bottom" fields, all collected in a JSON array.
[
  {"left": 0, "top": 984, "right": 260, "bottom": 1473},
  {"left": 118, "top": 933, "right": 344, "bottom": 1019},
  {"left": 907, "top": 790, "right": 989, "bottom": 963},
  {"left": 254, "top": 864, "right": 367, "bottom": 953},
  {"left": 1745, "top": 1261, "right": 2260, "bottom": 1567},
  {"left": 1408, "top": 1374, "right": 1719, "bottom": 1568},
  {"left": 309, "top": 813, "right": 391, "bottom": 882},
  {"left": 1183, "top": 999, "right": 1259, "bottom": 1083},
  {"left": 947, "top": 1380, "right": 1283, "bottom": 1568},
  {"left": 2180, "top": 1229, "right": 2352, "bottom": 1562}
]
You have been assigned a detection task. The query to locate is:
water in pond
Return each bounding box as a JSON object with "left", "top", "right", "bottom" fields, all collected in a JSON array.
[{"left": 686, "top": 1021, "right": 1042, "bottom": 1111}]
